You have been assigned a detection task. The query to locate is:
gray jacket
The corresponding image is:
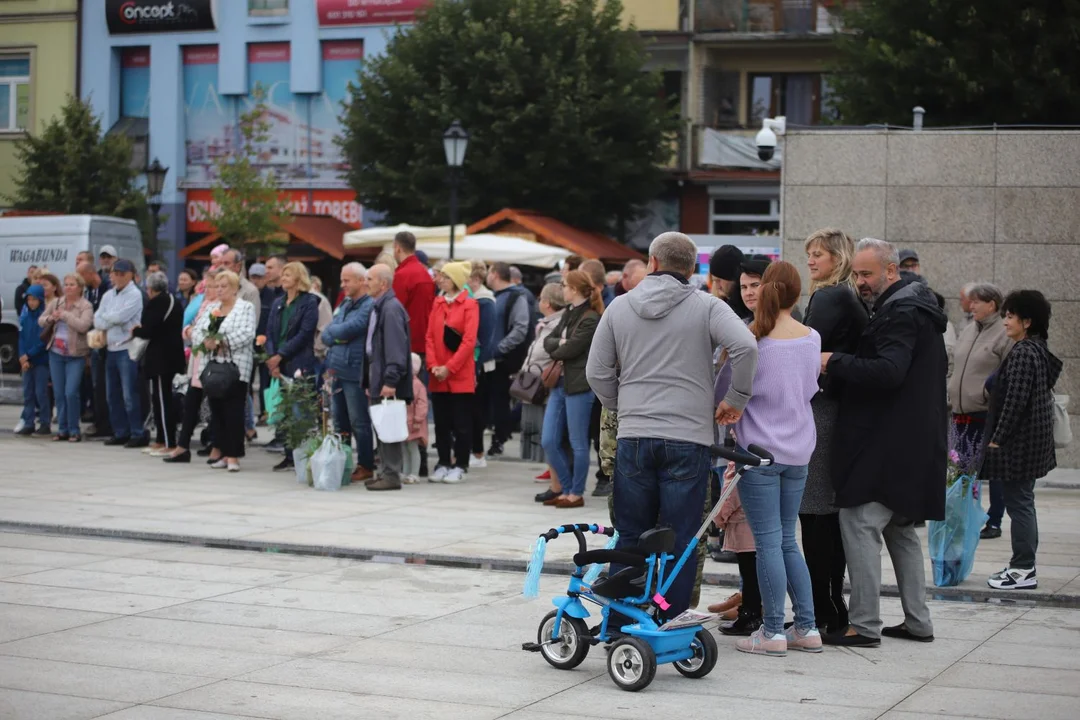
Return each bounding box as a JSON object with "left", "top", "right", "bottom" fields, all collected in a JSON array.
[
  {"left": 586, "top": 273, "right": 758, "bottom": 447},
  {"left": 366, "top": 289, "right": 413, "bottom": 403}
]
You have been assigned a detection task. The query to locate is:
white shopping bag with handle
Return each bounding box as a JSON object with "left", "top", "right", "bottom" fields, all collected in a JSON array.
[
  {"left": 311, "top": 435, "right": 346, "bottom": 492},
  {"left": 369, "top": 398, "right": 409, "bottom": 443}
]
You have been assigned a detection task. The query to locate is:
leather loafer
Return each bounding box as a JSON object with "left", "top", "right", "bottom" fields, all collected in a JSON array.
[
  {"left": 554, "top": 497, "right": 584, "bottom": 509},
  {"left": 822, "top": 626, "right": 881, "bottom": 647},
  {"left": 535, "top": 489, "right": 560, "bottom": 503},
  {"left": 196, "top": 447, "right": 214, "bottom": 457},
  {"left": 351, "top": 467, "right": 374, "bottom": 482},
  {"left": 543, "top": 494, "right": 564, "bottom": 506},
  {"left": 163, "top": 450, "right": 191, "bottom": 464},
  {"left": 882, "top": 623, "right": 934, "bottom": 642}
]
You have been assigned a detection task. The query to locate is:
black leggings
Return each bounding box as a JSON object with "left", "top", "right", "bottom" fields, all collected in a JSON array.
[
  {"left": 800, "top": 512, "right": 849, "bottom": 632},
  {"left": 471, "top": 371, "right": 491, "bottom": 455},
  {"left": 149, "top": 373, "right": 176, "bottom": 447},
  {"left": 432, "top": 392, "right": 473, "bottom": 470},
  {"left": 738, "top": 551, "right": 761, "bottom": 614},
  {"left": 178, "top": 385, "right": 203, "bottom": 450}
]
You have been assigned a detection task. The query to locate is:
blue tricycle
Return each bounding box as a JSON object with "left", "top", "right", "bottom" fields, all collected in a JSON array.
[{"left": 522, "top": 441, "right": 774, "bottom": 691}]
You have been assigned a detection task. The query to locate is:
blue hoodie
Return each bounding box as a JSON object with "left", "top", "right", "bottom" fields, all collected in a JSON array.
[{"left": 18, "top": 284, "right": 47, "bottom": 366}]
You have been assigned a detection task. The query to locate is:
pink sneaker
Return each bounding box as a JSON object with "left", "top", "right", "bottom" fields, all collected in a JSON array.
[
  {"left": 785, "top": 626, "right": 823, "bottom": 653},
  {"left": 736, "top": 627, "right": 787, "bottom": 656}
]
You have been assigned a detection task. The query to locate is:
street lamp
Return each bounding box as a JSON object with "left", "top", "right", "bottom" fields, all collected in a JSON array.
[
  {"left": 443, "top": 120, "right": 469, "bottom": 260},
  {"left": 146, "top": 157, "right": 169, "bottom": 249}
]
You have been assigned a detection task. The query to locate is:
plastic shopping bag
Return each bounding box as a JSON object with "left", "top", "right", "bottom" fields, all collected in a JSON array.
[
  {"left": 928, "top": 476, "right": 988, "bottom": 587},
  {"left": 341, "top": 444, "right": 354, "bottom": 486},
  {"left": 293, "top": 442, "right": 314, "bottom": 486},
  {"left": 311, "top": 435, "right": 346, "bottom": 492},
  {"left": 369, "top": 398, "right": 409, "bottom": 443},
  {"left": 264, "top": 379, "right": 283, "bottom": 425}
]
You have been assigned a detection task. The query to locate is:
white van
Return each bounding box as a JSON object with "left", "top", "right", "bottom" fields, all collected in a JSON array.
[{"left": 1, "top": 215, "right": 144, "bottom": 372}]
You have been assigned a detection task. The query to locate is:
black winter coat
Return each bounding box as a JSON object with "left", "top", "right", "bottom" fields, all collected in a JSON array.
[
  {"left": 366, "top": 290, "right": 413, "bottom": 403},
  {"left": 981, "top": 338, "right": 1061, "bottom": 484},
  {"left": 133, "top": 292, "right": 186, "bottom": 378},
  {"left": 804, "top": 283, "right": 868, "bottom": 397},
  {"left": 828, "top": 279, "right": 949, "bottom": 522}
]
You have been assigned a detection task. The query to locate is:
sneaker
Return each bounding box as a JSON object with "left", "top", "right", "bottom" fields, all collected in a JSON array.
[
  {"left": 470, "top": 455, "right": 488, "bottom": 469},
  {"left": 592, "top": 479, "right": 613, "bottom": 497},
  {"left": 736, "top": 628, "right": 787, "bottom": 657},
  {"left": 15, "top": 425, "right": 34, "bottom": 437},
  {"left": 487, "top": 441, "right": 504, "bottom": 458},
  {"left": 33, "top": 426, "right": 52, "bottom": 437},
  {"left": 442, "top": 467, "right": 466, "bottom": 484},
  {"left": 988, "top": 567, "right": 1037, "bottom": 590},
  {"left": 210, "top": 459, "right": 227, "bottom": 469},
  {"left": 403, "top": 475, "right": 419, "bottom": 485},
  {"left": 14, "top": 419, "right": 26, "bottom": 434},
  {"left": 272, "top": 458, "right": 295, "bottom": 472},
  {"left": 719, "top": 609, "right": 762, "bottom": 637},
  {"left": 429, "top": 466, "right": 449, "bottom": 483},
  {"left": 980, "top": 524, "right": 1002, "bottom": 539},
  {"left": 263, "top": 440, "right": 286, "bottom": 454},
  {"left": 227, "top": 462, "right": 240, "bottom": 473},
  {"left": 785, "top": 626, "right": 823, "bottom": 653}
]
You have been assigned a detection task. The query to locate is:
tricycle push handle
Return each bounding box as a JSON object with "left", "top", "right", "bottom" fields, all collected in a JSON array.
[{"left": 709, "top": 443, "right": 774, "bottom": 467}]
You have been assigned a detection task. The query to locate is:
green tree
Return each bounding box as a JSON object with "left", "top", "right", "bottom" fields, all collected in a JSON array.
[
  {"left": 7, "top": 94, "right": 147, "bottom": 238},
  {"left": 829, "top": 1, "right": 1080, "bottom": 126},
  {"left": 339, "top": 0, "right": 678, "bottom": 234},
  {"left": 204, "top": 85, "right": 293, "bottom": 259}
]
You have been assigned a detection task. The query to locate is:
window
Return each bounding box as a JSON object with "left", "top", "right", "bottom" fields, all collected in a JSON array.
[
  {"left": 748, "top": 72, "right": 825, "bottom": 126},
  {"left": 0, "top": 56, "right": 30, "bottom": 131},
  {"left": 249, "top": 0, "right": 288, "bottom": 16},
  {"left": 710, "top": 195, "right": 780, "bottom": 237}
]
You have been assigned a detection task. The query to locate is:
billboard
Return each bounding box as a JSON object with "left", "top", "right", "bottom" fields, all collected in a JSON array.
[
  {"left": 317, "top": 0, "right": 430, "bottom": 26},
  {"left": 186, "top": 188, "right": 362, "bottom": 232},
  {"left": 182, "top": 45, "right": 227, "bottom": 184},
  {"left": 106, "top": 0, "right": 217, "bottom": 34}
]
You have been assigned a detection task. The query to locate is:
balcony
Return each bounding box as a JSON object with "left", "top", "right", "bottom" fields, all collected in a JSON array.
[{"left": 695, "top": 0, "right": 844, "bottom": 36}]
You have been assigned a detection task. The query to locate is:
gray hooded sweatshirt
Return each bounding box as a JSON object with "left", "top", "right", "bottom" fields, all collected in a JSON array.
[{"left": 586, "top": 273, "right": 758, "bottom": 448}]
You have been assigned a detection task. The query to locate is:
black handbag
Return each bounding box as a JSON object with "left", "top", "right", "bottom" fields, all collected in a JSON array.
[
  {"left": 443, "top": 325, "right": 463, "bottom": 352},
  {"left": 200, "top": 359, "right": 240, "bottom": 399},
  {"left": 510, "top": 364, "right": 548, "bottom": 405}
]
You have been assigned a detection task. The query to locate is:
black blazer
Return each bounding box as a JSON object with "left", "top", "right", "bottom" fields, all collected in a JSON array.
[{"left": 133, "top": 292, "right": 186, "bottom": 377}]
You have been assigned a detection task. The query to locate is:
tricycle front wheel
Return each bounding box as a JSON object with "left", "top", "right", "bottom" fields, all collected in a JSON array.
[
  {"left": 538, "top": 611, "right": 590, "bottom": 670},
  {"left": 673, "top": 628, "right": 718, "bottom": 679},
  {"left": 607, "top": 636, "right": 657, "bottom": 692}
]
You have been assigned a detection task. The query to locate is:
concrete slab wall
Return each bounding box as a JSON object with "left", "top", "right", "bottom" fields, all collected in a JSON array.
[{"left": 781, "top": 130, "right": 1080, "bottom": 467}]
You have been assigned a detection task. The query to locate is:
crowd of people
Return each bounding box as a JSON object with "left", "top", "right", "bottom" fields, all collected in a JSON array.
[{"left": 13, "top": 227, "right": 1064, "bottom": 652}]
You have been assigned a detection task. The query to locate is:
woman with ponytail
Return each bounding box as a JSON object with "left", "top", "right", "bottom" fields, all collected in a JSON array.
[
  {"left": 539, "top": 270, "right": 602, "bottom": 509},
  {"left": 723, "top": 261, "right": 823, "bottom": 657}
]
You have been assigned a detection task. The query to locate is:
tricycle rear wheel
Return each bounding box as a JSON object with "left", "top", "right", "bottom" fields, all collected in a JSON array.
[
  {"left": 537, "top": 611, "right": 590, "bottom": 670},
  {"left": 673, "top": 628, "right": 718, "bottom": 679},
  {"left": 607, "top": 636, "right": 656, "bottom": 692}
]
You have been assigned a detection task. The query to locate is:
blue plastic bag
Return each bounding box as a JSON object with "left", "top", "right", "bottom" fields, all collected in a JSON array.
[
  {"left": 928, "top": 476, "right": 988, "bottom": 587},
  {"left": 264, "top": 378, "right": 283, "bottom": 424}
]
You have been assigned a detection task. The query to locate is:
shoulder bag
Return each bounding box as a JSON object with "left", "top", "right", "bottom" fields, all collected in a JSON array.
[
  {"left": 540, "top": 310, "right": 589, "bottom": 390},
  {"left": 511, "top": 363, "right": 547, "bottom": 405},
  {"left": 39, "top": 300, "right": 57, "bottom": 345},
  {"left": 129, "top": 294, "right": 174, "bottom": 362},
  {"left": 199, "top": 310, "right": 240, "bottom": 399},
  {"left": 1054, "top": 392, "right": 1072, "bottom": 449}
]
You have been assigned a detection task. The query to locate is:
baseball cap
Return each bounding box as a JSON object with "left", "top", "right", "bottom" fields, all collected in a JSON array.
[
  {"left": 111, "top": 259, "right": 135, "bottom": 273},
  {"left": 99, "top": 245, "right": 118, "bottom": 258},
  {"left": 899, "top": 249, "right": 919, "bottom": 264},
  {"left": 248, "top": 263, "right": 267, "bottom": 277}
]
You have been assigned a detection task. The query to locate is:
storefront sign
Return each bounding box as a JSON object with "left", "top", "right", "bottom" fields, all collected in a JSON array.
[
  {"left": 316, "top": 0, "right": 430, "bottom": 26},
  {"left": 186, "top": 189, "right": 363, "bottom": 233},
  {"left": 106, "top": 0, "right": 217, "bottom": 34}
]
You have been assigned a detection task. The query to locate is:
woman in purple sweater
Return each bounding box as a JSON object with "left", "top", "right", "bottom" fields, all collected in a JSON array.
[{"left": 731, "top": 261, "right": 822, "bottom": 657}]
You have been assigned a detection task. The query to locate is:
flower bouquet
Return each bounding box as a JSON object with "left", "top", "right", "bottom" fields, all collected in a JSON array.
[
  {"left": 192, "top": 309, "right": 225, "bottom": 356},
  {"left": 928, "top": 425, "right": 988, "bottom": 587}
]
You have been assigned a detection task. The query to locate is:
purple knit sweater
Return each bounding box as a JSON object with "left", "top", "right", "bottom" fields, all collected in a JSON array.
[{"left": 716, "top": 331, "right": 821, "bottom": 466}]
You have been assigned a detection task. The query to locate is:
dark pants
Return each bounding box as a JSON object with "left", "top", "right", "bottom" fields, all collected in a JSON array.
[
  {"left": 91, "top": 349, "right": 112, "bottom": 435},
  {"left": 800, "top": 512, "right": 849, "bottom": 632},
  {"left": 432, "top": 392, "right": 473, "bottom": 470},
  {"left": 209, "top": 380, "right": 248, "bottom": 458},
  {"left": 258, "top": 363, "right": 271, "bottom": 416},
  {"left": 612, "top": 438, "right": 711, "bottom": 618},
  {"left": 1004, "top": 478, "right": 1039, "bottom": 568},
  {"left": 178, "top": 385, "right": 203, "bottom": 450},
  {"left": 490, "top": 364, "right": 513, "bottom": 445},
  {"left": 590, "top": 397, "right": 606, "bottom": 481},
  {"left": 737, "top": 551, "right": 761, "bottom": 614},
  {"left": 149, "top": 373, "right": 176, "bottom": 447},
  {"left": 105, "top": 350, "right": 145, "bottom": 440},
  {"left": 472, "top": 370, "right": 491, "bottom": 455}
]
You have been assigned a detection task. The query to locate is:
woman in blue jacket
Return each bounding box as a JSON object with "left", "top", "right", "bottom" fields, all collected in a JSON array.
[
  {"left": 17, "top": 285, "right": 51, "bottom": 436},
  {"left": 265, "top": 262, "right": 320, "bottom": 471}
]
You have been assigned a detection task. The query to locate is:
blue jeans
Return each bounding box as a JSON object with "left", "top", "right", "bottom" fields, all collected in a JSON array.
[
  {"left": 49, "top": 353, "right": 85, "bottom": 436},
  {"left": 21, "top": 363, "right": 50, "bottom": 429},
  {"left": 333, "top": 379, "right": 374, "bottom": 471},
  {"left": 612, "top": 438, "right": 711, "bottom": 617},
  {"left": 105, "top": 349, "right": 145, "bottom": 440},
  {"left": 738, "top": 461, "right": 816, "bottom": 635},
  {"left": 541, "top": 384, "right": 594, "bottom": 496}
]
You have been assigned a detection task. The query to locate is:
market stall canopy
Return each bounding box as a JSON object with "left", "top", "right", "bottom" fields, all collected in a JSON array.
[
  {"left": 343, "top": 223, "right": 468, "bottom": 249},
  {"left": 180, "top": 214, "right": 370, "bottom": 262},
  {"left": 468, "top": 209, "right": 644, "bottom": 264},
  {"left": 408, "top": 234, "right": 571, "bottom": 266}
]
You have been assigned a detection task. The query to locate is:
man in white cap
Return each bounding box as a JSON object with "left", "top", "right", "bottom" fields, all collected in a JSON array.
[{"left": 98, "top": 245, "right": 118, "bottom": 276}]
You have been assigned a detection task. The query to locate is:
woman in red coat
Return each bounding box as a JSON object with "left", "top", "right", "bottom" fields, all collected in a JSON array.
[{"left": 426, "top": 261, "right": 480, "bottom": 484}]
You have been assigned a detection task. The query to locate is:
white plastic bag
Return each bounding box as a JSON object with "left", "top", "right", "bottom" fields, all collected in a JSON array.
[
  {"left": 369, "top": 398, "right": 409, "bottom": 443},
  {"left": 1054, "top": 393, "right": 1072, "bottom": 449},
  {"left": 311, "top": 435, "right": 346, "bottom": 492},
  {"left": 293, "top": 443, "right": 313, "bottom": 486}
]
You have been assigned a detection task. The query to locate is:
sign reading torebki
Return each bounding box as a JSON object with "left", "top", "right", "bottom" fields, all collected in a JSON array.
[
  {"left": 9, "top": 246, "right": 70, "bottom": 265},
  {"left": 105, "top": 0, "right": 217, "bottom": 35},
  {"left": 186, "top": 189, "right": 363, "bottom": 233}
]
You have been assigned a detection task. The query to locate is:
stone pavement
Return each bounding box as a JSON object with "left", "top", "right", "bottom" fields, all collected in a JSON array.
[
  {"left": 2, "top": 530, "right": 1080, "bottom": 720},
  {"left": 1, "top": 402, "right": 1080, "bottom": 606}
]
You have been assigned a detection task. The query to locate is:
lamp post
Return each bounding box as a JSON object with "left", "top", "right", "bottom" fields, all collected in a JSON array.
[
  {"left": 146, "top": 157, "right": 169, "bottom": 251},
  {"left": 442, "top": 120, "right": 469, "bottom": 260}
]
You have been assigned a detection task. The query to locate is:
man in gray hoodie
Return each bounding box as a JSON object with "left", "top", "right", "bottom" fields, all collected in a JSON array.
[{"left": 586, "top": 232, "right": 758, "bottom": 618}]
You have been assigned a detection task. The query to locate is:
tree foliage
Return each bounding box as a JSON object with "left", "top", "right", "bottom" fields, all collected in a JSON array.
[
  {"left": 205, "top": 85, "right": 293, "bottom": 259},
  {"left": 339, "top": 0, "right": 678, "bottom": 234},
  {"left": 829, "top": 1, "right": 1080, "bottom": 126}
]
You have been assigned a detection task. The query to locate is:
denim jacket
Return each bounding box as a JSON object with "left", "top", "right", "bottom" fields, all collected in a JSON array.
[{"left": 321, "top": 294, "right": 374, "bottom": 383}]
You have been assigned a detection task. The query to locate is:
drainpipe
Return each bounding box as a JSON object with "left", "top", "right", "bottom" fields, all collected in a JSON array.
[
  {"left": 75, "top": 0, "right": 82, "bottom": 98},
  {"left": 913, "top": 106, "right": 925, "bottom": 131}
]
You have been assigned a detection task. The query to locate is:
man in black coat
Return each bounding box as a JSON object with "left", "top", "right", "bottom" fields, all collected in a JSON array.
[
  {"left": 820, "top": 238, "right": 948, "bottom": 648},
  {"left": 364, "top": 264, "right": 413, "bottom": 492}
]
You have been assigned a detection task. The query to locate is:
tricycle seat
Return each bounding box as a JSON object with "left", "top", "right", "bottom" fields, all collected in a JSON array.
[
  {"left": 637, "top": 527, "right": 675, "bottom": 555},
  {"left": 591, "top": 566, "right": 647, "bottom": 600}
]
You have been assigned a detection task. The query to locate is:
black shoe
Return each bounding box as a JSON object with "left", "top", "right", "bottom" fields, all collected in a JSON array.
[
  {"left": 487, "top": 441, "right": 504, "bottom": 458},
  {"left": 206, "top": 456, "right": 223, "bottom": 465},
  {"left": 273, "top": 458, "right": 295, "bottom": 472},
  {"left": 124, "top": 435, "right": 150, "bottom": 449},
  {"left": 262, "top": 441, "right": 286, "bottom": 454},
  {"left": 162, "top": 450, "right": 191, "bottom": 464},
  {"left": 196, "top": 446, "right": 214, "bottom": 457},
  {"left": 104, "top": 436, "right": 130, "bottom": 446},
  {"left": 86, "top": 429, "right": 112, "bottom": 439},
  {"left": 33, "top": 426, "right": 52, "bottom": 436},
  {"left": 711, "top": 548, "right": 738, "bottom": 564},
  {"left": 822, "top": 626, "right": 881, "bottom": 647},
  {"left": 535, "top": 489, "right": 560, "bottom": 503},
  {"left": 882, "top": 623, "right": 934, "bottom": 643},
  {"left": 591, "top": 479, "right": 613, "bottom": 497},
  {"left": 15, "top": 426, "right": 34, "bottom": 436},
  {"left": 719, "top": 609, "right": 762, "bottom": 637},
  {"left": 980, "top": 524, "right": 1002, "bottom": 539}
]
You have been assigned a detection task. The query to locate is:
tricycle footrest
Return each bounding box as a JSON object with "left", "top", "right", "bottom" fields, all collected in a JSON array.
[{"left": 522, "top": 642, "right": 542, "bottom": 652}]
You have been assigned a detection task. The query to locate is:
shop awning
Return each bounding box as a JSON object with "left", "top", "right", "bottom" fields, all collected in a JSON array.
[
  {"left": 180, "top": 214, "right": 364, "bottom": 261},
  {"left": 343, "top": 223, "right": 468, "bottom": 249},
  {"left": 467, "top": 209, "right": 644, "bottom": 264},
  {"left": 409, "top": 234, "right": 571, "bottom": 267}
]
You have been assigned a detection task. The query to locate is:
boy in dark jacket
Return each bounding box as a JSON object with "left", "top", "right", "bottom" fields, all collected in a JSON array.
[{"left": 17, "top": 285, "right": 51, "bottom": 436}]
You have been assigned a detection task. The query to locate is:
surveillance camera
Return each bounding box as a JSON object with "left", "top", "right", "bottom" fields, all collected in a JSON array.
[{"left": 755, "top": 126, "right": 777, "bottom": 162}]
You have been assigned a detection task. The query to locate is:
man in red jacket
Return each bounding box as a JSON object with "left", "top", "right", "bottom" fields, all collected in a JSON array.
[{"left": 392, "top": 231, "right": 436, "bottom": 367}]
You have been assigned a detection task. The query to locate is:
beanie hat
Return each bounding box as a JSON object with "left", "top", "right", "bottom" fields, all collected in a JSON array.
[
  {"left": 709, "top": 246, "right": 744, "bottom": 281},
  {"left": 740, "top": 255, "right": 772, "bottom": 278},
  {"left": 441, "top": 261, "right": 471, "bottom": 291},
  {"left": 26, "top": 284, "right": 45, "bottom": 301}
]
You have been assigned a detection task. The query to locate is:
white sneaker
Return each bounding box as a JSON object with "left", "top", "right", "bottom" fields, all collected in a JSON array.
[
  {"left": 210, "top": 459, "right": 227, "bottom": 470},
  {"left": 470, "top": 455, "right": 488, "bottom": 469},
  {"left": 988, "top": 567, "right": 1037, "bottom": 590},
  {"left": 13, "top": 419, "right": 25, "bottom": 433},
  {"left": 227, "top": 462, "right": 240, "bottom": 473},
  {"left": 430, "top": 466, "right": 449, "bottom": 483},
  {"left": 442, "top": 467, "right": 466, "bottom": 484}
]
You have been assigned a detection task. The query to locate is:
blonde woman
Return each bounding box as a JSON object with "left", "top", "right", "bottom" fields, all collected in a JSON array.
[
  {"left": 39, "top": 273, "right": 94, "bottom": 441},
  {"left": 800, "top": 228, "right": 868, "bottom": 634}
]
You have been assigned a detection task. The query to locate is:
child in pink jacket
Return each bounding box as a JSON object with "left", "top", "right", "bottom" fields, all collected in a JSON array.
[{"left": 402, "top": 353, "right": 429, "bottom": 484}]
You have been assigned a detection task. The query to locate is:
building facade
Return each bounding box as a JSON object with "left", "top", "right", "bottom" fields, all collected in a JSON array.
[
  {"left": 0, "top": 0, "right": 78, "bottom": 203},
  {"left": 80, "top": 0, "right": 423, "bottom": 272}
]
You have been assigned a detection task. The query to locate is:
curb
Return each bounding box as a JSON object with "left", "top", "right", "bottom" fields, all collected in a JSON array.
[{"left": 2, "top": 520, "right": 1077, "bottom": 608}]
